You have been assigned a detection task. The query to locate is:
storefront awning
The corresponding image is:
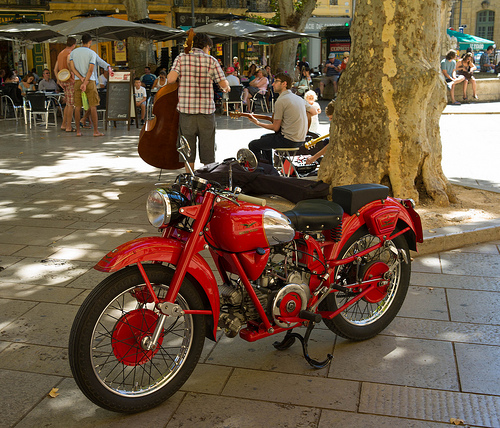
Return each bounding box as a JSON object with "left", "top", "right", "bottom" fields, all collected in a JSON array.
[{"left": 446, "top": 29, "right": 495, "bottom": 51}]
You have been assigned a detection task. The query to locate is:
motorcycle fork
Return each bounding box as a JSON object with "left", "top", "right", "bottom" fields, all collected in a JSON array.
[{"left": 136, "top": 193, "right": 216, "bottom": 350}]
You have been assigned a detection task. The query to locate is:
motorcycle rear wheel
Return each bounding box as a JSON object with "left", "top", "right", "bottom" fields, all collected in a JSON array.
[
  {"left": 320, "top": 227, "right": 410, "bottom": 341},
  {"left": 69, "top": 264, "right": 206, "bottom": 413}
]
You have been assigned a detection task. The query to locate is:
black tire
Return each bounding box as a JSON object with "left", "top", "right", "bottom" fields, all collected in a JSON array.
[
  {"left": 320, "top": 226, "right": 410, "bottom": 341},
  {"left": 69, "top": 264, "right": 206, "bottom": 413}
]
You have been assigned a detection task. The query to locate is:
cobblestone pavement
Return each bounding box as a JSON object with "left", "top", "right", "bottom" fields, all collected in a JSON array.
[{"left": 0, "top": 103, "right": 499, "bottom": 427}]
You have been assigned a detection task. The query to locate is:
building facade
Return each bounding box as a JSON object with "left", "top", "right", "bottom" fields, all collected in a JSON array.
[
  {"left": 1, "top": 0, "right": 354, "bottom": 76},
  {"left": 449, "top": 0, "right": 498, "bottom": 47}
]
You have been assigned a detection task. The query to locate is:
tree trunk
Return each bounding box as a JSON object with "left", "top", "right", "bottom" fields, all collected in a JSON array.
[
  {"left": 123, "top": 0, "right": 149, "bottom": 74},
  {"left": 318, "top": 0, "right": 456, "bottom": 207},
  {"left": 271, "top": 0, "right": 317, "bottom": 74}
]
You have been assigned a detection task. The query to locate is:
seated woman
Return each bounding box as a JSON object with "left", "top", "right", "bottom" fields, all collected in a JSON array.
[
  {"left": 246, "top": 63, "right": 257, "bottom": 82},
  {"left": 456, "top": 52, "right": 478, "bottom": 101},
  {"left": 242, "top": 68, "right": 268, "bottom": 111},
  {"left": 152, "top": 70, "right": 167, "bottom": 91},
  {"left": 19, "top": 73, "right": 36, "bottom": 97},
  {"left": 293, "top": 66, "right": 312, "bottom": 96}
]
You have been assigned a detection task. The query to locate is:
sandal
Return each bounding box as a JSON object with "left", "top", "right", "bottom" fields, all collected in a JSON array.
[{"left": 452, "top": 101, "right": 461, "bottom": 105}]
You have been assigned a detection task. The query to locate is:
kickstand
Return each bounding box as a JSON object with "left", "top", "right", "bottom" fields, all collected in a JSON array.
[{"left": 273, "top": 323, "right": 333, "bottom": 369}]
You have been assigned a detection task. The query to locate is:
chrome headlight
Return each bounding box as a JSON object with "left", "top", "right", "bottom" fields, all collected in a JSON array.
[{"left": 146, "top": 189, "right": 188, "bottom": 228}]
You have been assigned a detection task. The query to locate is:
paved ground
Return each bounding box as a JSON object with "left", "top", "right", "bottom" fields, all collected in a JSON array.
[{"left": 0, "top": 102, "right": 499, "bottom": 427}]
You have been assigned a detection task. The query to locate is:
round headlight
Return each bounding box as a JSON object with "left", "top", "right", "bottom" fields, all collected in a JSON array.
[
  {"left": 147, "top": 189, "right": 170, "bottom": 228},
  {"left": 146, "top": 189, "right": 188, "bottom": 228}
]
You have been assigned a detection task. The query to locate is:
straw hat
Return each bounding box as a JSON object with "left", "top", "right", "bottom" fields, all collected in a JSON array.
[{"left": 57, "top": 69, "right": 70, "bottom": 82}]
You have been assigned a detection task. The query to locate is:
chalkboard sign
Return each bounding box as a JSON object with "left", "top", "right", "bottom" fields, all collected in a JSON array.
[{"left": 105, "top": 71, "right": 134, "bottom": 130}]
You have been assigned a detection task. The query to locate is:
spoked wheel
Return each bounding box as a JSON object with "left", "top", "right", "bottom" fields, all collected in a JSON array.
[
  {"left": 69, "top": 264, "right": 206, "bottom": 413},
  {"left": 320, "top": 227, "right": 410, "bottom": 340}
]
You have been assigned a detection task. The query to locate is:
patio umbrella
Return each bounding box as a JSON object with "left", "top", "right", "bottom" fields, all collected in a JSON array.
[
  {"left": 50, "top": 16, "right": 144, "bottom": 42},
  {"left": 446, "top": 29, "right": 495, "bottom": 51},
  {"left": 0, "top": 23, "right": 62, "bottom": 43},
  {"left": 112, "top": 22, "right": 185, "bottom": 42},
  {"left": 246, "top": 28, "right": 317, "bottom": 44},
  {"left": 192, "top": 20, "right": 277, "bottom": 42}
]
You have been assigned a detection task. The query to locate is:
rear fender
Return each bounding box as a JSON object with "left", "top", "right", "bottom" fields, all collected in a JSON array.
[
  {"left": 95, "top": 237, "right": 219, "bottom": 341},
  {"left": 334, "top": 198, "right": 422, "bottom": 256}
]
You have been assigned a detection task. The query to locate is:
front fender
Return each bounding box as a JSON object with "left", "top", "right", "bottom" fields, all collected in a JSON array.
[{"left": 95, "top": 237, "right": 219, "bottom": 340}]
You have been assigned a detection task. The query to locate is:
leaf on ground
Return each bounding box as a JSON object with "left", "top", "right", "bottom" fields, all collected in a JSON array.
[
  {"left": 48, "top": 387, "right": 59, "bottom": 398},
  {"left": 428, "top": 229, "right": 436, "bottom": 234},
  {"left": 449, "top": 417, "right": 465, "bottom": 425}
]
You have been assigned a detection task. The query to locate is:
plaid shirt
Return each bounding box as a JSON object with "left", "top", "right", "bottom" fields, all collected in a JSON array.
[{"left": 171, "top": 48, "right": 226, "bottom": 114}]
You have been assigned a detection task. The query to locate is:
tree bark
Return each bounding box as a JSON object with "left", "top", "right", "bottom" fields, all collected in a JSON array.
[
  {"left": 318, "top": 0, "right": 456, "bottom": 207},
  {"left": 123, "top": 0, "right": 149, "bottom": 74},
  {"left": 271, "top": 0, "right": 317, "bottom": 74}
]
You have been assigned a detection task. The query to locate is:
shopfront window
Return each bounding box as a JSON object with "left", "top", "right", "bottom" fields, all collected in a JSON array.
[{"left": 476, "top": 10, "right": 495, "bottom": 40}]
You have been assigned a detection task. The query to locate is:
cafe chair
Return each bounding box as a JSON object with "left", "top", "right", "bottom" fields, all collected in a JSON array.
[
  {"left": 223, "top": 85, "right": 244, "bottom": 116},
  {"left": 1, "top": 94, "right": 26, "bottom": 123},
  {"left": 96, "top": 89, "right": 107, "bottom": 128},
  {"left": 26, "top": 92, "right": 57, "bottom": 129},
  {"left": 250, "top": 90, "right": 269, "bottom": 113}
]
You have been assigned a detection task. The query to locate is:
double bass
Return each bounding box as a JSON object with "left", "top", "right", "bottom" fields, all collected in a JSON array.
[{"left": 137, "top": 30, "right": 195, "bottom": 170}]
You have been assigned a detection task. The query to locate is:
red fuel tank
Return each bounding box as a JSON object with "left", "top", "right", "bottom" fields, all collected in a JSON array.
[{"left": 209, "top": 201, "right": 295, "bottom": 252}]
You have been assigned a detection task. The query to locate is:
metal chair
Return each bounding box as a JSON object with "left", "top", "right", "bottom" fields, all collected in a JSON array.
[
  {"left": 250, "top": 91, "right": 269, "bottom": 113},
  {"left": 26, "top": 92, "right": 57, "bottom": 128},
  {"left": 1, "top": 94, "right": 26, "bottom": 123},
  {"left": 223, "top": 85, "right": 244, "bottom": 116},
  {"left": 96, "top": 89, "right": 107, "bottom": 128},
  {"left": 274, "top": 147, "right": 302, "bottom": 177}
]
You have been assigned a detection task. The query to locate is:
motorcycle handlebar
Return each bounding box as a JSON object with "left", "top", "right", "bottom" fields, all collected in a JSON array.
[{"left": 237, "top": 193, "right": 267, "bottom": 206}]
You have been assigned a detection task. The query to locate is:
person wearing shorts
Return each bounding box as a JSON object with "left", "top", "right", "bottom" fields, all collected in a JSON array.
[
  {"left": 320, "top": 53, "right": 341, "bottom": 99},
  {"left": 69, "top": 33, "right": 110, "bottom": 136},
  {"left": 54, "top": 37, "right": 76, "bottom": 132}
]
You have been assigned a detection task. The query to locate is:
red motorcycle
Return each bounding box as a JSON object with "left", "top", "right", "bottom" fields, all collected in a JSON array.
[{"left": 69, "top": 141, "right": 422, "bottom": 413}]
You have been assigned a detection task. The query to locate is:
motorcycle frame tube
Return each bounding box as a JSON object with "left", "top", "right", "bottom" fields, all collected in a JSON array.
[{"left": 94, "top": 237, "right": 219, "bottom": 339}]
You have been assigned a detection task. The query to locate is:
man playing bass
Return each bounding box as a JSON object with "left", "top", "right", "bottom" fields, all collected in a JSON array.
[{"left": 167, "top": 33, "right": 230, "bottom": 171}]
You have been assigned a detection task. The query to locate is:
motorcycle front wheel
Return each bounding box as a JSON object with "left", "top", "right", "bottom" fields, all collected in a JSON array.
[
  {"left": 69, "top": 264, "right": 206, "bottom": 413},
  {"left": 320, "top": 226, "right": 410, "bottom": 341}
]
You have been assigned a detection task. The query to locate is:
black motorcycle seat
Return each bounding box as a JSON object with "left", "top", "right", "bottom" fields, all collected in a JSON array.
[
  {"left": 331, "top": 184, "right": 389, "bottom": 215},
  {"left": 284, "top": 199, "right": 343, "bottom": 231}
]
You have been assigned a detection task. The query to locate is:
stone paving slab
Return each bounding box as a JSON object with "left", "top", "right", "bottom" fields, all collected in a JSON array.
[
  {"left": 0, "top": 369, "right": 62, "bottom": 428},
  {"left": 318, "top": 409, "right": 449, "bottom": 427},
  {"left": 455, "top": 343, "right": 500, "bottom": 396},
  {"left": 385, "top": 317, "right": 500, "bottom": 346},
  {"left": 411, "top": 271, "right": 500, "bottom": 291},
  {"left": 0, "top": 281, "right": 83, "bottom": 304},
  {"left": 15, "top": 378, "right": 185, "bottom": 428},
  {"left": 399, "top": 285, "right": 449, "bottom": 320},
  {"left": 0, "top": 302, "right": 78, "bottom": 348},
  {"left": 329, "top": 336, "right": 459, "bottom": 391},
  {"left": 0, "top": 257, "right": 94, "bottom": 287},
  {"left": 359, "top": 383, "right": 500, "bottom": 427},
  {"left": 447, "top": 288, "right": 500, "bottom": 324},
  {"left": 0, "top": 342, "right": 70, "bottom": 377},
  {"left": 222, "top": 368, "right": 360, "bottom": 411},
  {"left": 167, "top": 393, "right": 321, "bottom": 428}
]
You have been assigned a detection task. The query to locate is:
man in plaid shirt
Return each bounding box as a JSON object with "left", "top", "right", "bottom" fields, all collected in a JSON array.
[{"left": 167, "top": 33, "right": 230, "bottom": 170}]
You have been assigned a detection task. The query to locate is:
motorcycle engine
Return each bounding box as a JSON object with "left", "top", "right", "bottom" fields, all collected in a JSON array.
[{"left": 218, "top": 242, "right": 311, "bottom": 337}]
